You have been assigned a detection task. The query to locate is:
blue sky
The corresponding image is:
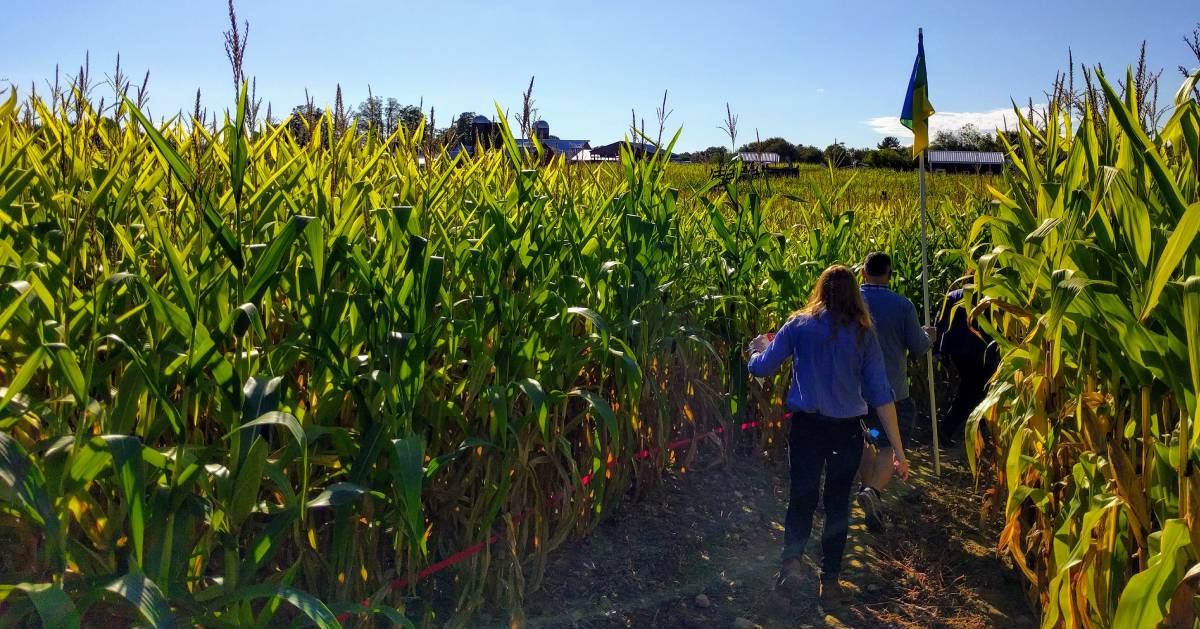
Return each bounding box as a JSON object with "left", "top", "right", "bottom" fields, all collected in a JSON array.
[{"left": 2, "top": 1, "right": 1198, "bottom": 151}]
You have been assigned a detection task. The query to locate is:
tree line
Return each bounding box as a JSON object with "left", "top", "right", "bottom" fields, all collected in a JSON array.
[
  {"left": 678, "top": 124, "right": 1016, "bottom": 170},
  {"left": 285, "top": 92, "right": 499, "bottom": 149},
  {"left": 283, "top": 89, "right": 1015, "bottom": 169}
]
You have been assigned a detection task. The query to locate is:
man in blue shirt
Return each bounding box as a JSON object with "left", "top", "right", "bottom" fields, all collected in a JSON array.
[{"left": 856, "top": 252, "right": 935, "bottom": 531}]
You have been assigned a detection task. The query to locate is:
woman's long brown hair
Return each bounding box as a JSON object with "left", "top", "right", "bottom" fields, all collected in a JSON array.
[{"left": 792, "top": 265, "right": 874, "bottom": 336}]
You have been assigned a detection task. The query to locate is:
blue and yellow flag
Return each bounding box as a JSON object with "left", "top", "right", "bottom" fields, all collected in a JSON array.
[{"left": 900, "top": 29, "right": 934, "bottom": 158}]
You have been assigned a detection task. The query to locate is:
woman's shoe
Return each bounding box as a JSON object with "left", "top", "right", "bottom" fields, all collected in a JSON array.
[
  {"left": 818, "top": 575, "right": 849, "bottom": 606},
  {"left": 856, "top": 486, "right": 885, "bottom": 532},
  {"left": 775, "top": 558, "right": 806, "bottom": 591}
]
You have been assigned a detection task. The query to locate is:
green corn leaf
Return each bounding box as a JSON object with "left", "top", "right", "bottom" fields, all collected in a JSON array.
[
  {"left": 423, "top": 438, "right": 493, "bottom": 478},
  {"left": 0, "top": 583, "right": 81, "bottom": 629},
  {"left": 104, "top": 435, "right": 146, "bottom": 568},
  {"left": 124, "top": 98, "right": 244, "bottom": 269},
  {"left": 230, "top": 436, "right": 268, "bottom": 526},
  {"left": 568, "top": 389, "right": 619, "bottom": 448},
  {"left": 245, "top": 215, "right": 313, "bottom": 304},
  {"left": 0, "top": 280, "right": 33, "bottom": 336},
  {"left": 1177, "top": 68, "right": 1200, "bottom": 107},
  {"left": 1184, "top": 277, "right": 1200, "bottom": 448},
  {"left": 0, "top": 346, "right": 45, "bottom": 413},
  {"left": 306, "top": 482, "right": 367, "bottom": 509},
  {"left": 102, "top": 334, "right": 183, "bottom": 434},
  {"left": 123, "top": 99, "right": 193, "bottom": 187},
  {"left": 228, "top": 82, "right": 249, "bottom": 204},
  {"left": 0, "top": 167, "right": 37, "bottom": 212},
  {"left": 1140, "top": 201, "right": 1200, "bottom": 321},
  {"left": 518, "top": 377, "right": 549, "bottom": 439},
  {"left": 45, "top": 342, "right": 87, "bottom": 407},
  {"left": 1112, "top": 519, "right": 1193, "bottom": 629},
  {"left": 66, "top": 437, "right": 114, "bottom": 489},
  {"left": 0, "top": 433, "right": 60, "bottom": 553},
  {"left": 0, "top": 86, "right": 15, "bottom": 117},
  {"left": 230, "top": 302, "right": 262, "bottom": 338},
  {"left": 106, "top": 571, "right": 175, "bottom": 629},
  {"left": 233, "top": 411, "right": 307, "bottom": 451},
  {"left": 1097, "top": 74, "right": 1197, "bottom": 319},
  {"left": 219, "top": 584, "right": 339, "bottom": 629},
  {"left": 249, "top": 508, "right": 298, "bottom": 572},
  {"left": 242, "top": 376, "right": 283, "bottom": 423},
  {"left": 153, "top": 221, "right": 197, "bottom": 322},
  {"left": 390, "top": 436, "right": 427, "bottom": 554}
]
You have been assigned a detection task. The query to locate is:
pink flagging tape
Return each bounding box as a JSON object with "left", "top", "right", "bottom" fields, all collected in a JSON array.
[{"left": 337, "top": 416, "right": 778, "bottom": 620}]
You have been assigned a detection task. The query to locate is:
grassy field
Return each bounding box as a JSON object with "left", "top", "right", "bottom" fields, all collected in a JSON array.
[{"left": 2, "top": 63, "right": 1199, "bottom": 628}]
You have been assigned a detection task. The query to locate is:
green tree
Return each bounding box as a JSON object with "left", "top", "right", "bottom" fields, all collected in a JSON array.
[
  {"left": 359, "top": 97, "right": 424, "bottom": 140},
  {"left": 823, "top": 142, "right": 849, "bottom": 167},
  {"left": 437, "top": 112, "right": 479, "bottom": 146},
  {"left": 385, "top": 99, "right": 424, "bottom": 132},
  {"left": 877, "top": 135, "right": 902, "bottom": 150},
  {"left": 287, "top": 102, "right": 323, "bottom": 147},
  {"left": 864, "top": 148, "right": 912, "bottom": 170},
  {"left": 356, "top": 95, "right": 385, "bottom": 135},
  {"left": 795, "top": 144, "right": 823, "bottom": 163},
  {"left": 931, "top": 123, "right": 1007, "bottom": 151},
  {"left": 696, "top": 146, "right": 730, "bottom": 163}
]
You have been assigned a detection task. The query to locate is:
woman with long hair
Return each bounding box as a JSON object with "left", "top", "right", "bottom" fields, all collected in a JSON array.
[{"left": 746, "top": 265, "right": 909, "bottom": 606}]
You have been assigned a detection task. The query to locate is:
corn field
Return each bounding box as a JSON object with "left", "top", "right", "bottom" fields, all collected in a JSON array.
[
  {"left": 964, "top": 68, "right": 1200, "bottom": 627},
  {"left": 6, "top": 59, "right": 1200, "bottom": 625},
  {"left": 0, "top": 82, "right": 978, "bottom": 627}
]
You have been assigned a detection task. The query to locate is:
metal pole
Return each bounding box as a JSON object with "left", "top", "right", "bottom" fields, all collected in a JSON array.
[{"left": 919, "top": 151, "right": 941, "bottom": 475}]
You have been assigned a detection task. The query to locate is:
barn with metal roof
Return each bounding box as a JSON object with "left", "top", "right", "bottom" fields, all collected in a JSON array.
[
  {"left": 735, "top": 152, "right": 782, "bottom": 165},
  {"left": 925, "top": 150, "right": 1006, "bottom": 174},
  {"left": 513, "top": 138, "right": 592, "bottom": 161},
  {"left": 447, "top": 118, "right": 590, "bottom": 161},
  {"left": 591, "top": 141, "right": 673, "bottom": 160}
]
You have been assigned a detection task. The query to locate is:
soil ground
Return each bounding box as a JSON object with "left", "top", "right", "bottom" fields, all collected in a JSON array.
[{"left": 503, "top": 435, "right": 1037, "bottom": 629}]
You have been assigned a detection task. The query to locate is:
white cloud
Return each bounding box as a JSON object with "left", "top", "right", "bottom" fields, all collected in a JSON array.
[
  {"left": 865, "top": 106, "right": 1033, "bottom": 138},
  {"left": 816, "top": 88, "right": 826, "bottom": 94}
]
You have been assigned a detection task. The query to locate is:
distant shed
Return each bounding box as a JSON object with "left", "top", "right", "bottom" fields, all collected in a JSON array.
[
  {"left": 736, "top": 152, "right": 782, "bottom": 165},
  {"left": 926, "top": 150, "right": 1005, "bottom": 174},
  {"left": 591, "top": 141, "right": 671, "bottom": 160}
]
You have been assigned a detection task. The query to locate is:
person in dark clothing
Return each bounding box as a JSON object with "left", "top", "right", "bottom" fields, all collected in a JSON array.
[
  {"left": 747, "top": 265, "right": 908, "bottom": 607},
  {"left": 935, "top": 286, "right": 998, "bottom": 446}
]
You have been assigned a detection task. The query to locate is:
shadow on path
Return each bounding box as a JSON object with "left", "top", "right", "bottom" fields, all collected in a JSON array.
[{"left": 502, "top": 443, "right": 1036, "bottom": 628}]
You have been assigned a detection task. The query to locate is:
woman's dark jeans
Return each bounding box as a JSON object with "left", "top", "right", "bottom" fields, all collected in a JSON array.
[{"left": 782, "top": 412, "right": 864, "bottom": 577}]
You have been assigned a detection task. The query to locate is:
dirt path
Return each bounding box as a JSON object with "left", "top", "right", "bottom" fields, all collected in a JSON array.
[{"left": 504, "top": 440, "right": 1037, "bottom": 628}]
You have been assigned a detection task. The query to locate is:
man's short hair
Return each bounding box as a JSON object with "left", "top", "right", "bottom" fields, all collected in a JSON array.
[{"left": 864, "top": 251, "right": 892, "bottom": 277}]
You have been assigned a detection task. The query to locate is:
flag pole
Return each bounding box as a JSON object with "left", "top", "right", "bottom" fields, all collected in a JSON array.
[{"left": 919, "top": 147, "right": 942, "bottom": 476}]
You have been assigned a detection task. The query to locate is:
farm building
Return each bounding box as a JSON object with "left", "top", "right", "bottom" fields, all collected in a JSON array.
[
  {"left": 449, "top": 117, "right": 590, "bottom": 161},
  {"left": 513, "top": 139, "right": 592, "bottom": 161},
  {"left": 516, "top": 119, "right": 590, "bottom": 160},
  {"left": 591, "top": 141, "right": 675, "bottom": 160},
  {"left": 925, "top": 150, "right": 1005, "bottom": 174},
  {"left": 735, "top": 152, "right": 782, "bottom": 165}
]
